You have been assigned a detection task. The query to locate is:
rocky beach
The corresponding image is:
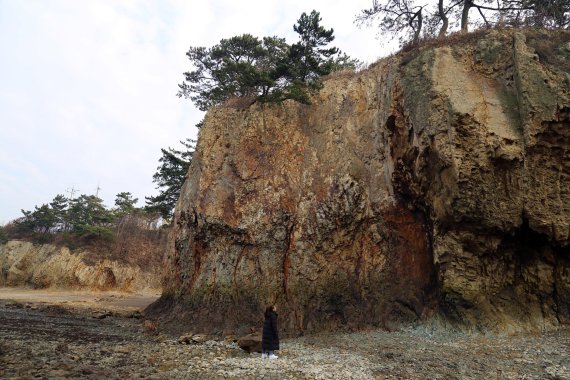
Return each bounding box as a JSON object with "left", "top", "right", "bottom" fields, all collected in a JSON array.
[
  {"left": 2, "top": 3, "right": 569, "bottom": 379},
  {"left": 1, "top": 291, "right": 569, "bottom": 379}
]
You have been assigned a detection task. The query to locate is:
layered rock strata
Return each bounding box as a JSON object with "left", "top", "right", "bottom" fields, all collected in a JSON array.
[
  {"left": 150, "top": 30, "right": 570, "bottom": 334},
  {"left": 0, "top": 241, "right": 160, "bottom": 291}
]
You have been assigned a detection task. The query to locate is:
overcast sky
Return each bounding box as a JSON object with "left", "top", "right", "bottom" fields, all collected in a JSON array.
[{"left": 0, "top": 0, "right": 393, "bottom": 224}]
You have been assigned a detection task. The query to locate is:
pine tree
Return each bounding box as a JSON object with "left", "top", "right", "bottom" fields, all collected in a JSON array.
[
  {"left": 283, "top": 10, "right": 341, "bottom": 102},
  {"left": 145, "top": 139, "right": 195, "bottom": 221},
  {"left": 114, "top": 192, "right": 139, "bottom": 217},
  {"left": 49, "top": 194, "right": 69, "bottom": 232},
  {"left": 178, "top": 10, "right": 356, "bottom": 109}
]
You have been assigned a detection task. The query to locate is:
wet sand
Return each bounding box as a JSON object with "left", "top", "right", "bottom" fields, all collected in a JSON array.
[{"left": 0, "top": 287, "right": 160, "bottom": 312}]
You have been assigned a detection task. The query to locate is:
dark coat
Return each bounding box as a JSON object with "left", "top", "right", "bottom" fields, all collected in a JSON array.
[{"left": 262, "top": 311, "right": 279, "bottom": 351}]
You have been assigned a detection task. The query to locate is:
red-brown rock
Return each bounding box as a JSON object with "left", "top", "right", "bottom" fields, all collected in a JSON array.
[{"left": 148, "top": 30, "right": 570, "bottom": 334}]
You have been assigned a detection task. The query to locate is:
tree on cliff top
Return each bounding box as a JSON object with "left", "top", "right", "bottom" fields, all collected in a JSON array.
[
  {"left": 357, "top": 0, "right": 568, "bottom": 46},
  {"left": 177, "top": 10, "right": 359, "bottom": 110},
  {"left": 281, "top": 10, "right": 343, "bottom": 103},
  {"left": 356, "top": 0, "right": 428, "bottom": 45},
  {"left": 177, "top": 35, "right": 284, "bottom": 111}
]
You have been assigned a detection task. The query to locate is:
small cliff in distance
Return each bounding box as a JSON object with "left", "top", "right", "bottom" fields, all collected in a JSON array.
[
  {"left": 148, "top": 29, "right": 570, "bottom": 335},
  {"left": 0, "top": 239, "right": 162, "bottom": 292}
]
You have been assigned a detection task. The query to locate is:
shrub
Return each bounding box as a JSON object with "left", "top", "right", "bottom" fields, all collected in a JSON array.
[{"left": 0, "top": 226, "right": 8, "bottom": 245}]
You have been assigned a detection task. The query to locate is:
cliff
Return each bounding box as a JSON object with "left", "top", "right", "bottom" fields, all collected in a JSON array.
[
  {"left": 149, "top": 30, "right": 570, "bottom": 335},
  {"left": 0, "top": 240, "right": 161, "bottom": 291}
]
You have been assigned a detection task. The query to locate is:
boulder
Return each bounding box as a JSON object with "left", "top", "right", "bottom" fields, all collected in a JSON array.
[
  {"left": 92, "top": 310, "right": 112, "bottom": 320},
  {"left": 191, "top": 334, "right": 208, "bottom": 344},
  {"left": 237, "top": 333, "right": 262, "bottom": 353},
  {"left": 177, "top": 333, "right": 193, "bottom": 344}
]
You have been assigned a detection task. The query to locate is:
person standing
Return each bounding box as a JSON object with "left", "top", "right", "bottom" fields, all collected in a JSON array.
[{"left": 261, "top": 305, "right": 279, "bottom": 359}]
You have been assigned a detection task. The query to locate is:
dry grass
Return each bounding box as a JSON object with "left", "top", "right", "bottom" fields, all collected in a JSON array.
[
  {"left": 397, "top": 28, "right": 493, "bottom": 67},
  {"left": 323, "top": 68, "right": 359, "bottom": 81},
  {"left": 403, "top": 28, "right": 492, "bottom": 53},
  {"left": 525, "top": 29, "right": 570, "bottom": 72},
  {"left": 394, "top": 27, "right": 570, "bottom": 71},
  {"left": 80, "top": 219, "right": 167, "bottom": 271}
]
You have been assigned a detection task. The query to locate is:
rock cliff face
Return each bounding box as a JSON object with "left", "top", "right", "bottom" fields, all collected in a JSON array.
[
  {"left": 0, "top": 241, "right": 160, "bottom": 291},
  {"left": 150, "top": 30, "right": 570, "bottom": 334}
]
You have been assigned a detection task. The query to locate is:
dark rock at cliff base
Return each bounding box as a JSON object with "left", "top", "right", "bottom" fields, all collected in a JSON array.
[{"left": 237, "top": 333, "right": 262, "bottom": 353}]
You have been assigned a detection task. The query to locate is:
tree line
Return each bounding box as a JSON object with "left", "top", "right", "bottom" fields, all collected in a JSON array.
[
  {"left": 7, "top": 192, "right": 145, "bottom": 241},
  {"left": 1, "top": 138, "right": 194, "bottom": 244},
  {"left": 356, "top": 0, "right": 570, "bottom": 46}
]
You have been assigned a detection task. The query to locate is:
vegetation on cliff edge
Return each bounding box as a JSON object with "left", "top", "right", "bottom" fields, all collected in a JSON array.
[
  {"left": 177, "top": 10, "right": 360, "bottom": 111},
  {"left": 357, "top": 0, "right": 570, "bottom": 47}
]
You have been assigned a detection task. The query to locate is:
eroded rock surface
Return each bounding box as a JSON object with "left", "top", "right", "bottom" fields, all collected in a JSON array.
[
  {"left": 150, "top": 30, "right": 570, "bottom": 334},
  {"left": 0, "top": 241, "right": 160, "bottom": 291}
]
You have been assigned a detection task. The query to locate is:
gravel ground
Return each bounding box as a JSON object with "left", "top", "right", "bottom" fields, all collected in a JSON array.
[{"left": 1, "top": 299, "right": 569, "bottom": 379}]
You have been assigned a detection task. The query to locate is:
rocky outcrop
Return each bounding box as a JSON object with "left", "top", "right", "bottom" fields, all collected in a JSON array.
[
  {"left": 398, "top": 31, "right": 570, "bottom": 331},
  {"left": 0, "top": 240, "right": 160, "bottom": 291},
  {"left": 149, "top": 30, "right": 570, "bottom": 334}
]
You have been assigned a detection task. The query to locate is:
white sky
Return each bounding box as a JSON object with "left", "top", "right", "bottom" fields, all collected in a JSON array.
[{"left": 0, "top": 0, "right": 394, "bottom": 224}]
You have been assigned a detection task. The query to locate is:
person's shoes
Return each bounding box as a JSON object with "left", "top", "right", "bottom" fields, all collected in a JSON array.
[
  {"left": 269, "top": 354, "right": 278, "bottom": 359},
  {"left": 261, "top": 353, "right": 267, "bottom": 359}
]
